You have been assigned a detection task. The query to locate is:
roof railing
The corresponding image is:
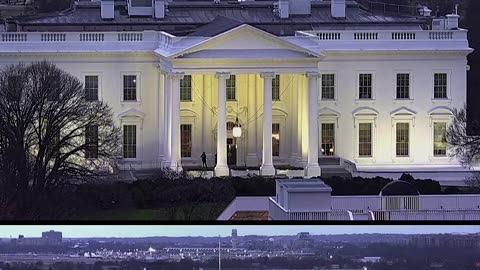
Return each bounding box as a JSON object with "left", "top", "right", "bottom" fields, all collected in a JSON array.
[{"left": 356, "top": 0, "right": 421, "bottom": 17}]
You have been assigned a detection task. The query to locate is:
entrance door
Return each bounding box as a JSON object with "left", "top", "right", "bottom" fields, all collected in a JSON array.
[
  {"left": 321, "top": 123, "right": 335, "bottom": 156},
  {"left": 227, "top": 138, "right": 237, "bottom": 165}
]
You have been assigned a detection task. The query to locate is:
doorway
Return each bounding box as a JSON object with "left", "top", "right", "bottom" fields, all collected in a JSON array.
[
  {"left": 227, "top": 138, "right": 237, "bottom": 165},
  {"left": 321, "top": 123, "right": 335, "bottom": 156}
]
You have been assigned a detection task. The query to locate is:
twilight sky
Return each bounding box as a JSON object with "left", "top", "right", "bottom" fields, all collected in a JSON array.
[{"left": 0, "top": 226, "right": 478, "bottom": 238}]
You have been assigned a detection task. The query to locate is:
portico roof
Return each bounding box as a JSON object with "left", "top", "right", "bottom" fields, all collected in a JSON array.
[{"left": 156, "top": 24, "right": 324, "bottom": 60}]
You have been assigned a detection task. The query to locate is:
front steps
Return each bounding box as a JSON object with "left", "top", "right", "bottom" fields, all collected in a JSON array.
[{"left": 319, "top": 157, "right": 352, "bottom": 178}]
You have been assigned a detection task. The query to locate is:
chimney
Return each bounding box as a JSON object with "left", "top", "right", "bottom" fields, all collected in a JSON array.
[
  {"left": 446, "top": 13, "right": 459, "bottom": 29},
  {"left": 154, "top": 0, "right": 165, "bottom": 18},
  {"left": 101, "top": 0, "right": 114, "bottom": 20},
  {"left": 278, "top": 0, "right": 289, "bottom": 18},
  {"left": 288, "top": 0, "right": 311, "bottom": 16},
  {"left": 331, "top": 0, "right": 346, "bottom": 19}
]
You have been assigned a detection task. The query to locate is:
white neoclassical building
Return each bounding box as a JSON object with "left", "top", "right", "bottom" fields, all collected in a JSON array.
[{"left": 0, "top": 0, "right": 473, "bottom": 183}]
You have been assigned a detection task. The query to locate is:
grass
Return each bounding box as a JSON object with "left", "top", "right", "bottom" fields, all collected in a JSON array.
[{"left": 73, "top": 203, "right": 228, "bottom": 220}]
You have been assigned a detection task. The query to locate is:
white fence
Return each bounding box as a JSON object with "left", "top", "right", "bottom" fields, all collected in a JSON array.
[
  {"left": 296, "top": 29, "right": 466, "bottom": 41},
  {"left": 0, "top": 31, "right": 173, "bottom": 49},
  {"left": 331, "top": 194, "right": 480, "bottom": 211},
  {"left": 269, "top": 195, "right": 480, "bottom": 221}
]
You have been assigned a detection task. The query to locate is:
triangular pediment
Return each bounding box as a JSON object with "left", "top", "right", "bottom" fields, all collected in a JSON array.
[
  {"left": 169, "top": 24, "right": 323, "bottom": 59},
  {"left": 390, "top": 106, "right": 417, "bottom": 116},
  {"left": 118, "top": 108, "right": 146, "bottom": 119},
  {"left": 319, "top": 107, "right": 341, "bottom": 117}
]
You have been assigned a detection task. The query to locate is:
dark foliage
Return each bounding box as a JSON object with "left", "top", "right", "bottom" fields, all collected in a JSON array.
[{"left": 0, "top": 61, "right": 120, "bottom": 220}]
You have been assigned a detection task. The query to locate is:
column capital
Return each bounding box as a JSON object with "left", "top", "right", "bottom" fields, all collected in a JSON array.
[
  {"left": 260, "top": 72, "right": 276, "bottom": 79},
  {"left": 157, "top": 60, "right": 172, "bottom": 73},
  {"left": 215, "top": 72, "right": 231, "bottom": 79},
  {"left": 305, "top": 71, "right": 320, "bottom": 79},
  {"left": 171, "top": 72, "right": 185, "bottom": 80}
]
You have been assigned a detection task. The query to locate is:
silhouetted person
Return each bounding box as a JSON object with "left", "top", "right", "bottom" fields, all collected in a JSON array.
[{"left": 201, "top": 152, "right": 207, "bottom": 168}]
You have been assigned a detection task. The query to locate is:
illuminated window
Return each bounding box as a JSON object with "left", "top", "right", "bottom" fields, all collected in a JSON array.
[
  {"left": 85, "top": 75, "right": 98, "bottom": 101},
  {"left": 226, "top": 75, "right": 236, "bottom": 101},
  {"left": 396, "top": 123, "right": 409, "bottom": 156},
  {"left": 433, "top": 122, "right": 447, "bottom": 156},
  {"left": 396, "top": 73, "right": 410, "bottom": 99},
  {"left": 123, "top": 75, "right": 137, "bottom": 101},
  {"left": 321, "top": 123, "right": 335, "bottom": 156},
  {"left": 181, "top": 124, "right": 192, "bottom": 158},
  {"left": 358, "top": 123, "right": 372, "bottom": 157},
  {"left": 359, "top": 74, "right": 372, "bottom": 99},
  {"left": 434, "top": 73, "right": 447, "bottom": 99},
  {"left": 123, "top": 125, "right": 136, "bottom": 158},
  {"left": 272, "top": 123, "right": 280, "bottom": 156},
  {"left": 321, "top": 74, "right": 335, "bottom": 100},
  {"left": 180, "top": 75, "right": 192, "bottom": 101},
  {"left": 272, "top": 75, "right": 280, "bottom": 101},
  {"left": 85, "top": 125, "right": 99, "bottom": 158}
]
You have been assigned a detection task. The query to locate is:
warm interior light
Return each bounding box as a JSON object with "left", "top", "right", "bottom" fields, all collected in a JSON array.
[
  {"left": 329, "top": 148, "right": 334, "bottom": 153},
  {"left": 322, "top": 148, "right": 325, "bottom": 153},
  {"left": 233, "top": 117, "right": 242, "bottom": 138}
]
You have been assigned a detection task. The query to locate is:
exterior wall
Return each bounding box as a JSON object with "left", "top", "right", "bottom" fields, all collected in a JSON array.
[
  {"left": 318, "top": 53, "right": 467, "bottom": 170},
  {"left": 0, "top": 39, "right": 468, "bottom": 173}
]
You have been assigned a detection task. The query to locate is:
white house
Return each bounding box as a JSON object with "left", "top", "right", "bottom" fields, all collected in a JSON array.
[{"left": 0, "top": 0, "right": 473, "bottom": 183}]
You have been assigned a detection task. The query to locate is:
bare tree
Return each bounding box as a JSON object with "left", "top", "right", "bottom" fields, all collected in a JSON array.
[
  {"left": 0, "top": 61, "right": 121, "bottom": 219},
  {"left": 446, "top": 105, "right": 480, "bottom": 189},
  {"left": 446, "top": 105, "right": 480, "bottom": 167}
]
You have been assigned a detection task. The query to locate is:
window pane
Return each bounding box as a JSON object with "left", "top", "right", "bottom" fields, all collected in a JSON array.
[
  {"left": 321, "top": 74, "right": 335, "bottom": 100},
  {"left": 181, "top": 124, "right": 192, "bottom": 158},
  {"left": 434, "top": 73, "right": 447, "bottom": 99},
  {"left": 226, "top": 75, "right": 236, "bottom": 101},
  {"left": 321, "top": 123, "right": 335, "bottom": 156},
  {"left": 272, "top": 123, "right": 280, "bottom": 156},
  {"left": 272, "top": 74, "right": 280, "bottom": 101},
  {"left": 396, "top": 123, "right": 409, "bottom": 156},
  {"left": 85, "top": 125, "right": 99, "bottom": 158},
  {"left": 358, "top": 123, "right": 372, "bottom": 157},
  {"left": 433, "top": 122, "right": 447, "bottom": 156},
  {"left": 396, "top": 73, "right": 410, "bottom": 99},
  {"left": 359, "top": 74, "right": 372, "bottom": 99},
  {"left": 123, "top": 125, "right": 136, "bottom": 158},
  {"left": 180, "top": 75, "right": 192, "bottom": 101},
  {"left": 85, "top": 75, "right": 99, "bottom": 101},
  {"left": 123, "top": 75, "right": 137, "bottom": 101}
]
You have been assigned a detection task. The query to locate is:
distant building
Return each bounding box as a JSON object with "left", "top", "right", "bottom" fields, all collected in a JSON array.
[
  {"left": 410, "top": 234, "right": 480, "bottom": 249},
  {"left": 231, "top": 229, "right": 238, "bottom": 249},
  {"left": 12, "top": 230, "right": 62, "bottom": 246}
]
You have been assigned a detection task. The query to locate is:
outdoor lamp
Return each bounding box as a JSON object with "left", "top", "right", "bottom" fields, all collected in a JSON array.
[{"left": 232, "top": 117, "right": 242, "bottom": 138}]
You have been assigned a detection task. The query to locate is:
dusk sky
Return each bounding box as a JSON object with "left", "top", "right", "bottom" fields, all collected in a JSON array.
[{"left": 0, "top": 226, "right": 478, "bottom": 238}]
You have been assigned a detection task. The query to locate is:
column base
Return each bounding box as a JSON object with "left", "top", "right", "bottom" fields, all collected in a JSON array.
[
  {"left": 215, "top": 164, "right": 230, "bottom": 177},
  {"left": 158, "top": 155, "right": 164, "bottom": 168},
  {"left": 169, "top": 162, "right": 183, "bottom": 172},
  {"left": 162, "top": 160, "right": 171, "bottom": 169},
  {"left": 305, "top": 163, "right": 321, "bottom": 178},
  {"left": 260, "top": 164, "right": 276, "bottom": 176},
  {"left": 246, "top": 154, "right": 260, "bottom": 167}
]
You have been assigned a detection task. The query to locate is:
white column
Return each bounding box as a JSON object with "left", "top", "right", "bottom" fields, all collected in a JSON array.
[
  {"left": 246, "top": 74, "right": 259, "bottom": 167},
  {"left": 169, "top": 72, "right": 184, "bottom": 172},
  {"left": 162, "top": 71, "right": 171, "bottom": 168},
  {"left": 215, "top": 72, "right": 230, "bottom": 177},
  {"left": 305, "top": 71, "right": 321, "bottom": 178},
  {"left": 289, "top": 74, "right": 299, "bottom": 166},
  {"left": 260, "top": 72, "right": 276, "bottom": 176},
  {"left": 157, "top": 69, "right": 164, "bottom": 167}
]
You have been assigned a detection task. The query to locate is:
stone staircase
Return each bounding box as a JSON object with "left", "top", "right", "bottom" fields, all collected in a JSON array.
[{"left": 318, "top": 157, "right": 352, "bottom": 178}]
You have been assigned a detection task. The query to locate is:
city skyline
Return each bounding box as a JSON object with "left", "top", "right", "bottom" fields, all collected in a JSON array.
[{"left": 0, "top": 226, "right": 478, "bottom": 238}]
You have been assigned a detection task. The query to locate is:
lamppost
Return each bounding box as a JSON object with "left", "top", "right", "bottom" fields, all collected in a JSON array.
[{"left": 232, "top": 116, "right": 242, "bottom": 144}]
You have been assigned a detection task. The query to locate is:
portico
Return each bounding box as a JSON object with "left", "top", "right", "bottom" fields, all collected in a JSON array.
[{"left": 156, "top": 24, "right": 323, "bottom": 177}]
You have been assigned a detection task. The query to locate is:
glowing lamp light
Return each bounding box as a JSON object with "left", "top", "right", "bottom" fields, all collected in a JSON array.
[
  {"left": 321, "top": 148, "right": 325, "bottom": 153},
  {"left": 232, "top": 117, "right": 242, "bottom": 138},
  {"left": 329, "top": 148, "right": 334, "bottom": 153}
]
